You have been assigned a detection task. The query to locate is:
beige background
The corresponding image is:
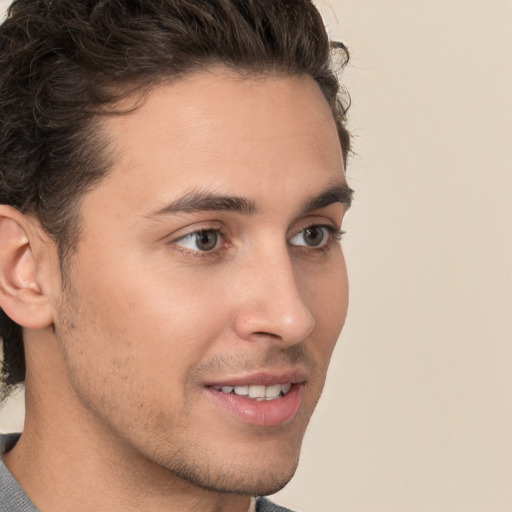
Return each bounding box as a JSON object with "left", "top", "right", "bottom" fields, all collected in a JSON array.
[{"left": 0, "top": 1, "right": 511, "bottom": 511}]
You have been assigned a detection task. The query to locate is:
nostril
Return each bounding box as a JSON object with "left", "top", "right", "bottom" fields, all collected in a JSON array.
[{"left": 253, "top": 332, "right": 281, "bottom": 339}]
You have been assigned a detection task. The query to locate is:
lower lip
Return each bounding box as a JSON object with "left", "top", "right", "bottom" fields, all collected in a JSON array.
[{"left": 205, "top": 384, "right": 303, "bottom": 427}]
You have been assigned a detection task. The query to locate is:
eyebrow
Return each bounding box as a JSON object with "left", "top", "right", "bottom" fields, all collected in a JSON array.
[
  {"left": 149, "top": 189, "right": 257, "bottom": 216},
  {"left": 302, "top": 183, "right": 354, "bottom": 211},
  {"left": 148, "top": 182, "right": 353, "bottom": 218}
]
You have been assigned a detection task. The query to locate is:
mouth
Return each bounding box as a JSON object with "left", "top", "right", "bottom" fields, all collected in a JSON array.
[
  {"left": 204, "top": 372, "right": 307, "bottom": 427},
  {"left": 210, "top": 383, "right": 292, "bottom": 401}
]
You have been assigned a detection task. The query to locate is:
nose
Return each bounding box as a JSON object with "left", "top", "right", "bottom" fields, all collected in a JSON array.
[{"left": 232, "top": 248, "right": 316, "bottom": 346}]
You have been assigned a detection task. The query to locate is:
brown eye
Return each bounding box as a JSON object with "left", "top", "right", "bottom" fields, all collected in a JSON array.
[
  {"left": 195, "top": 230, "right": 218, "bottom": 251},
  {"left": 175, "top": 230, "right": 220, "bottom": 252},
  {"left": 290, "top": 225, "right": 330, "bottom": 247},
  {"left": 303, "top": 226, "right": 326, "bottom": 247}
]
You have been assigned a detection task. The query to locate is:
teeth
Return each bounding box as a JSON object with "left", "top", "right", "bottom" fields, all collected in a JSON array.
[
  {"left": 265, "top": 384, "right": 282, "bottom": 399},
  {"left": 234, "top": 385, "right": 249, "bottom": 396},
  {"left": 281, "top": 383, "right": 291, "bottom": 394},
  {"left": 248, "top": 385, "right": 266, "bottom": 398},
  {"left": 214, "top": 383, "right": 293, "bottom": 401}
]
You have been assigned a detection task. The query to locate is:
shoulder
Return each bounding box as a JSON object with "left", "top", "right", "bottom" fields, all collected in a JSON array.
[
  {"left": 256, "top": 496, "right": 299, "bottom": 512},
  {"left": 0, "top": 433, "right": 20, "bottom": 454},
  {"left": 0, "top": 434, "right": 40, "bottom": 512}
]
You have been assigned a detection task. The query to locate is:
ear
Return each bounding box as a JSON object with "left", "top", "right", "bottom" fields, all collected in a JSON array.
[{"left": 0, "top": 205, "right": 54, "bottom": 329}]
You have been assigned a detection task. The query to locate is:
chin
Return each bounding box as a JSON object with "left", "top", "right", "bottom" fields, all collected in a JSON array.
[
  {"left": 154, "top": 434, "right": 302, "bottom": 497},
  {"left": 185, "top": 455, "right": 300, "bottom": 497}
]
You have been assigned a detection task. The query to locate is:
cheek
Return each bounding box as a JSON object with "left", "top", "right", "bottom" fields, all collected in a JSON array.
[
  {"left": 55, "top": 272, "right": 228, "bottom": 442},
  {"left": 64, "top": 256, "right": 232, "bottom": 385},
  {"left": 302, "top": 253, "right": 348, "bottom": 358}
]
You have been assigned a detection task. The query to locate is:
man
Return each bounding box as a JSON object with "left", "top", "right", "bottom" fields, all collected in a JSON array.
[{"left": 0, "top": 0, "right": 352, "bottom": 510}]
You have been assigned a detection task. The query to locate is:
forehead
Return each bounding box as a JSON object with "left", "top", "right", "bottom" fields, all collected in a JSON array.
[{"left": 96, "top": 69, "right": 345, "bottom": 214}]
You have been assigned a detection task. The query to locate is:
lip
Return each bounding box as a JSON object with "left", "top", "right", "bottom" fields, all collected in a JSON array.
[
  {"left": 205, "top": 383, "right": 304, "bottom": 426},
  {"left": 203, "top": 369, "right": 307, "bottom": 427},
  {"left": 204, "top": 369, "right": 308, "bottom": 388}
]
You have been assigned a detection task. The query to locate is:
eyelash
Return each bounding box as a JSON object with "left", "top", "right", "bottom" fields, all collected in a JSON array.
[
  {"left": 170, "top": 227, "right": 229, "bottom": 259},
  {"left": 170, "top": 224, "right": 345, "bottom": 260},
  {"left": 292, "top": 224, "right": 345, "bottom": 257}
]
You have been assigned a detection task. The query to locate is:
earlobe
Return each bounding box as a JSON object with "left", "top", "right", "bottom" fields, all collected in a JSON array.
[{"left": 0, "top": 206, "right": 53, "bottom": 329}]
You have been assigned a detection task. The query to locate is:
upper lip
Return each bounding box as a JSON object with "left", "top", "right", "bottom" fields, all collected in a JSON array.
[{"left": 205, "top": 369, "right": 309, "bottom": 388}]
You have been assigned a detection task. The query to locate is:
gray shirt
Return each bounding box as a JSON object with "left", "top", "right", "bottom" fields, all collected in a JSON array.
[
  {"left": 0, "top": 434, "right": 295, "bottom": 512},
  {"left": 0, "top": 434, "right": 38, "bottom": 512}
]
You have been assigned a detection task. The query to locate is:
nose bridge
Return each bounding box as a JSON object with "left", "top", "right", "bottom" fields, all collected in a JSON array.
[{"left": 233, "top": 241, "right": 316, "bottom": 345}]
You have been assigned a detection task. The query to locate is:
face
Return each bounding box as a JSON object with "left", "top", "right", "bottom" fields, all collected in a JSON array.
[{"left": 51, "top": 69, "right": 350, "bottom": 496}]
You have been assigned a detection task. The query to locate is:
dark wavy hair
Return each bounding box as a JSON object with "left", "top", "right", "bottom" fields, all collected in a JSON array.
[{"left": 0, "top": 0, "right": 351, "bottom": 399}]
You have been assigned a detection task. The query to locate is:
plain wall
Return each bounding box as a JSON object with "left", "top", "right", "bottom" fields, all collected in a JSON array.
[{"left": 0, "top": 1, "right": 511, "bottom": 511}]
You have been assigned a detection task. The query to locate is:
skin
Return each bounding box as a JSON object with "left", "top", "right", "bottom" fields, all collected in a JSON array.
[{"left": 1, "top": 69, "right": 350, "bottom": 512}]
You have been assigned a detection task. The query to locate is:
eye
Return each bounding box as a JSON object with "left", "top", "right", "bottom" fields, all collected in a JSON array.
[
  {"left": 175, "top": 229, "right": 220, "bottom": 252},
  {"left": 289, "top": 225, "right": 332, "bottom": 248}
]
